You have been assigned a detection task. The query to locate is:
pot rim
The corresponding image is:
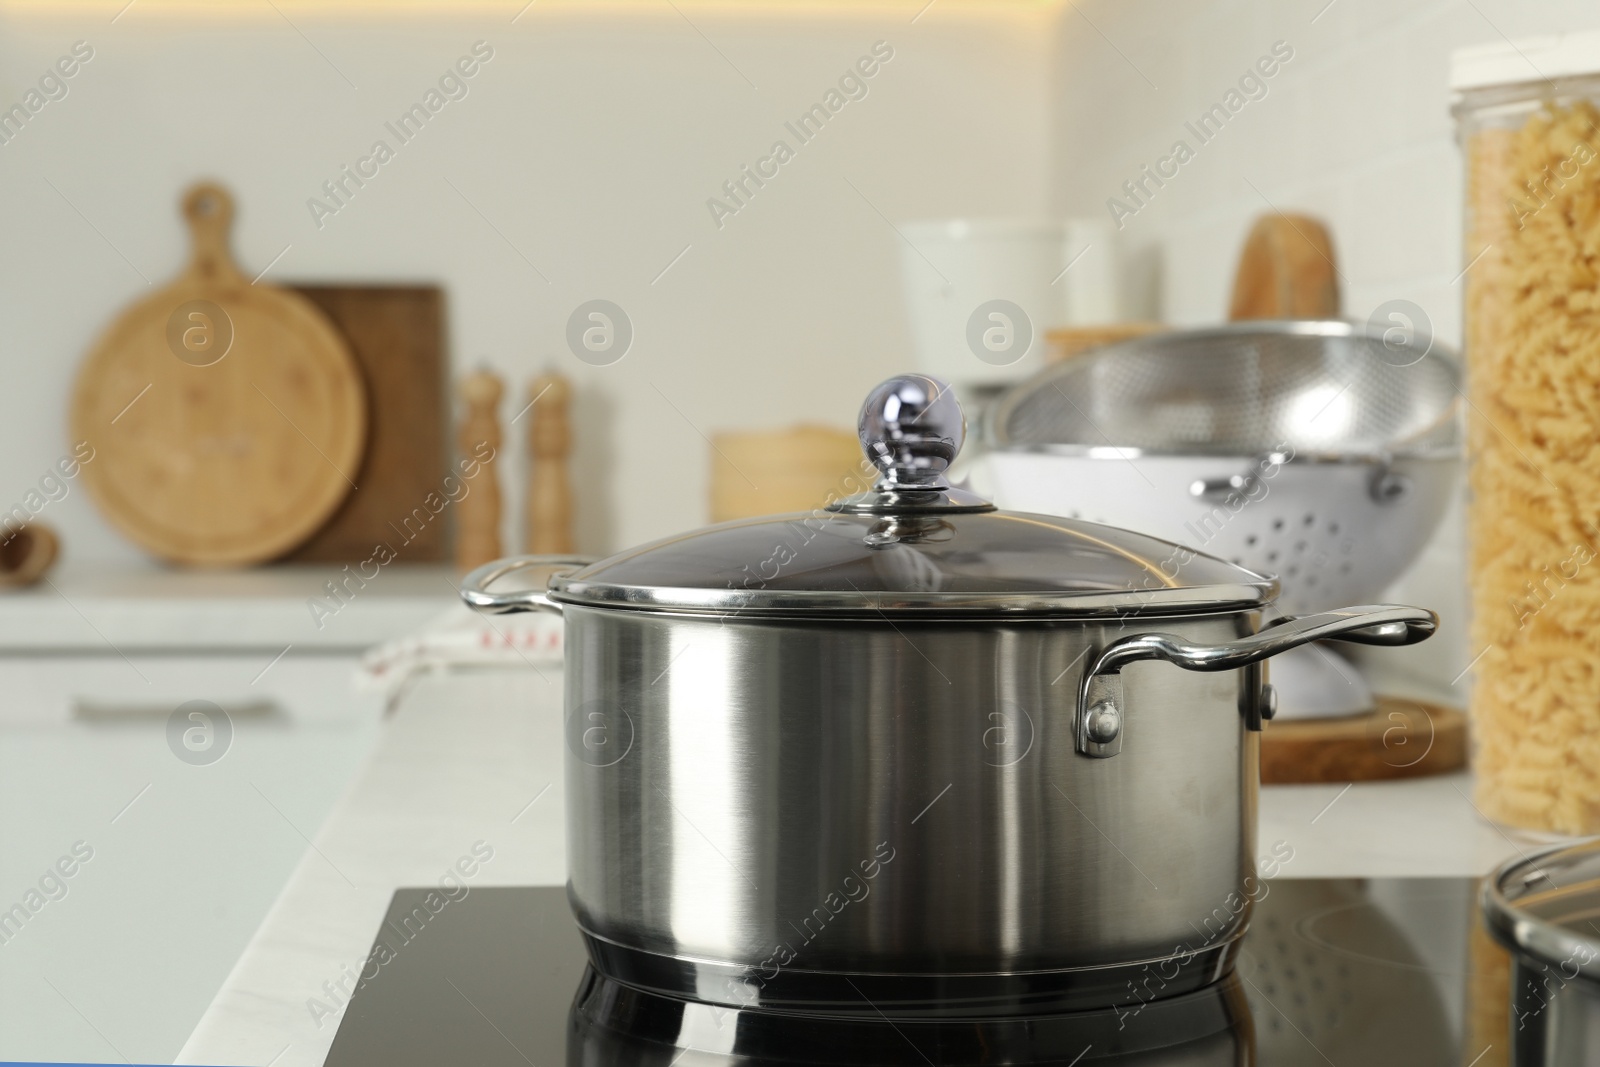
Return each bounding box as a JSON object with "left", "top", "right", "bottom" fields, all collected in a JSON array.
[
  {"left": 546, "top": 576, "right": 1277, "bottom": 617},
  {"left": 1482, "top": 837, "right": 1600, "bottom": 984}
]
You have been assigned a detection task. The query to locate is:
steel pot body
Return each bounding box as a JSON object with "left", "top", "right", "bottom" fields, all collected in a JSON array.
[
  {"left": 1503, "top": 958, "right": 1600, "bottom": 1066},
  {"left": 562, "top": 603, "right": 1257, "bottom": 1008},
  {"left": 463, "top": 374, "right": 1436, "bottom": 1013}
]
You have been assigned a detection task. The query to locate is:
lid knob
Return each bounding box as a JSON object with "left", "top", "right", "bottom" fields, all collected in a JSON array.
[{"left": 859, "top": 374, "right": 964, "bottom": 491}]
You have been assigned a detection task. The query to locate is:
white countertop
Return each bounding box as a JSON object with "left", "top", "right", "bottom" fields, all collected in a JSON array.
[
  {"left": 179, "top": 667, "right": 1533, "bottom": 1067},
  {"left": 0, "top": 562, "right": 460, "bottom": 652},
  {"left": 178, "top": 668, "right": 567, "bottom": 1067}
]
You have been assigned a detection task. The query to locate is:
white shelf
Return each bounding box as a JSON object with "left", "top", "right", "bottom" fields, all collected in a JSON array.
[{"left": 0, "top": 562, "right": 460, "bottom": 653}]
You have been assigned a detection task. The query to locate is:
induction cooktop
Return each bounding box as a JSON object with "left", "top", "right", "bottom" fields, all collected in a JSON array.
[{"left": 324, "top": 878, "right": 1475, "bottom": 1065}]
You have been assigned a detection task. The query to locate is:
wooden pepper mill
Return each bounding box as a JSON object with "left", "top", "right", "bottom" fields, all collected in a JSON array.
[
  {"left": 523, "top": 372, "right": 574, "bottom": 554},
  {"left": 455, "top": 369, "right": 504, "bottom": 573}
]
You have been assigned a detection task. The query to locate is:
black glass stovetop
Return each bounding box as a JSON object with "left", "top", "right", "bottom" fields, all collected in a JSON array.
[{"left": 324, "top": 879, "right": 1474, "bottom": 1065}]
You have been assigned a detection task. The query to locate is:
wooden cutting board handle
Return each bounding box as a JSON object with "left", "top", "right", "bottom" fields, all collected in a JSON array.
[
  {"left": 1228, "top": 213, "right": 1341, "bottom": 321},
  {"left": 181, "top": 182, "right": 245, "bottom": 284}
]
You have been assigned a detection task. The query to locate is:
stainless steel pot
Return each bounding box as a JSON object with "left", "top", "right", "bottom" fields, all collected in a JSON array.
[
  {"left": 1483, "top": 839, "right": 1600, "bottom": 1065},
  {"left": 462, "top": 374, "right": 1437, "bottom": 1016}
]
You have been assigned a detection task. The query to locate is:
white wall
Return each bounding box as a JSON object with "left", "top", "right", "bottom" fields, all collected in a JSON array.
[
  {"left": 0, "top": 6, "right": 1057, "bottom": 1057},
  {"left": 8, "top": 0, "right": 1591, "bottom": 680},
  {"left": 1049, "top": 0, "right": 1599, "bottom": 691},
  {"left": 1052, "top": 0, "right": 1600, "bottom": 327},
  {"left": 0, "top": 0, "right": 1056, "bottom": 565}
]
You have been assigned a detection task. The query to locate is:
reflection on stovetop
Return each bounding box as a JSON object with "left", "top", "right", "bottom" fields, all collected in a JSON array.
[
  {"left": 569, "top": 966, "right": 1250, "bottom": 1064},
  {"left": 324, "top": 880, "right": 1472, "bottom": 1066}
]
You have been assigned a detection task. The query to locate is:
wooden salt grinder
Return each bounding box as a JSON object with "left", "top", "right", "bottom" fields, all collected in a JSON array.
[
  {"left": 455, "top": 369, "right": 504, "bottom": 573},
  {"left": 524, "top": 372, "right": 575, "bottom": 554}
]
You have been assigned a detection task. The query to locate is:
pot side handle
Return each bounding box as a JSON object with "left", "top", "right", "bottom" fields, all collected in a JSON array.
[
  {"left": 1074, "top": 604, "right": 1438, "bottom": 758},
  {"left": 459, "top": 555, "right": 596, "bottom": 615}
]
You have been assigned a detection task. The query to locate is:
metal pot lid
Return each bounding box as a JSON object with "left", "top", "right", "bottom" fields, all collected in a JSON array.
[
  {"left": 1483, "top": 838, "right": 1600, "bottom": 983},
  {"left": 549, "top": 375, "right": 1276, "bottom": 617}
]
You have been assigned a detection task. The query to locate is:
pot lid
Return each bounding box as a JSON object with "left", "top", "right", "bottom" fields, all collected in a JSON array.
[
  {"left": 550, "top": 375, "right": 1277, "bottom": 616},
  {"left": 1483, "top": 838, "right": 1600, "bottom": 984}
]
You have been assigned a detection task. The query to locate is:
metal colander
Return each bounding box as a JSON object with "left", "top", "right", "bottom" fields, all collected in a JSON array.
[
  {"left": 988, "top": 319, "right": 1460, "bottom": 456},
  {"left": 978, "top": 319, "right": 1462, "bottom": 720}
]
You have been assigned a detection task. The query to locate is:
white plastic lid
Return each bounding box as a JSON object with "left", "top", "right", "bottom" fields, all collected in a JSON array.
[{"left": 1451, "top": 30, "right": 1600, "bottom": 93}]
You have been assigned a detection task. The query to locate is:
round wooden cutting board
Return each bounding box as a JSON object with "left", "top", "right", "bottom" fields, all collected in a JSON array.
[
  {"left": 1260, "top": 695, "right": 1468, "bottom": 784},
  {"left": 72, "top": 182, "right": 366, "bottom": 566}
]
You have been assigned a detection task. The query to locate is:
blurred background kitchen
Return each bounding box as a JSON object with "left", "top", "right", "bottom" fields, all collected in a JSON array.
[{"left": 0, "top": 0, "right": 1593, "bottom": 1061}]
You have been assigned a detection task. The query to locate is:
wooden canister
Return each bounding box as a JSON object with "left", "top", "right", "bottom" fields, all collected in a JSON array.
[{"left": 709, "top": 426, "right": 865, "bottom": 523}]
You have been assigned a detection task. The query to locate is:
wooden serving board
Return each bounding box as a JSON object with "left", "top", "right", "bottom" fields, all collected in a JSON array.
[
  {"left": 282, "top": 285, "right": 449, "bottom": 564},
  {"left": 72, "top": 182, "right": 366, "bottom": 566},
  {"left": 1260, "top": 695, "right": 1467, "bottom": 784},
  {"left": 1228, "top": 213, "right": 1341, "bottom": 321},
  {"left": 1043, "top": 323, "right": 1165, "bottom": 362}
]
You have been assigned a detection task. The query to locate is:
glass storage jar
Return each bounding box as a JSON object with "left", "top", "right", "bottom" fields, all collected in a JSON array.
[{"left": 1453, "top": 34, "right": 1600, "bottom": 835}]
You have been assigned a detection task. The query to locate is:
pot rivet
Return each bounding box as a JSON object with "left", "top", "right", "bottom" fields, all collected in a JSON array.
[
  {"left": 1085, "top": 701, "right": 1121, "bottom": 744},
  {"left": 1261, "top": 683, "right": 1279, "bottom": 721}
]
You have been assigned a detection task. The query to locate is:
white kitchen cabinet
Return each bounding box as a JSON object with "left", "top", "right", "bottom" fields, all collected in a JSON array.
[{"left": 0, "top": 563, "right": 455, "bottom": 1062}]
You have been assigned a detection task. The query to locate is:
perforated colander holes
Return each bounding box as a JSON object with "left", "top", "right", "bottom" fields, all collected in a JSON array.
[
  {"left": 1338, "top": 538, "right": 1356, "bottom": 576},
  {"left": 1284, "top": 535, "right": 1316, "bottom": 579},
  {"left": 1242, "top": 516, "right": 1347, "bottom": 577},
  {"left": 1230, "top": 534, "right": 1255, "bottom": 566},
  {"left": 1244, "top": 529, "right": 1282, "bottom": 571},
  {"left": 1316, "top": 518, "right": 1345, "bottom": 581},
  {"left": 1304, "top": 549, "right": 1333, "bottom": 589}
]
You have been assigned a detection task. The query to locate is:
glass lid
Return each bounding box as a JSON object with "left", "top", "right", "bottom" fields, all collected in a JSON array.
[
  {"left": 1484, "top": 838, "right": 1600, "bottom": 982},
  {"left": 550, "top": 375, "right": 1277, "bottom": 617}
]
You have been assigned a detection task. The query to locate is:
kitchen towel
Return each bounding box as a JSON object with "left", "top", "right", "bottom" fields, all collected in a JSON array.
[{"left": 358, "top": 603, "right": 562, "bottom": 707}]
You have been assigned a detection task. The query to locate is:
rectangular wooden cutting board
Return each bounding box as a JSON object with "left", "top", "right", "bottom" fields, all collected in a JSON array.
[{"left": 282, "top": 285, "right": 450, "bottom": 563}]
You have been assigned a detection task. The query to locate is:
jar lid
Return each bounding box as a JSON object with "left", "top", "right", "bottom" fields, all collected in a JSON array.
[
  {"left": 1483, "top": 838, "right": 1600, "bottom": 983},
  {"left": 1451, "top": 31, "right": 1600, "bottom": 93},
  {"left": 548, "top": 375, "right": 1276, "bottom": 617}
]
